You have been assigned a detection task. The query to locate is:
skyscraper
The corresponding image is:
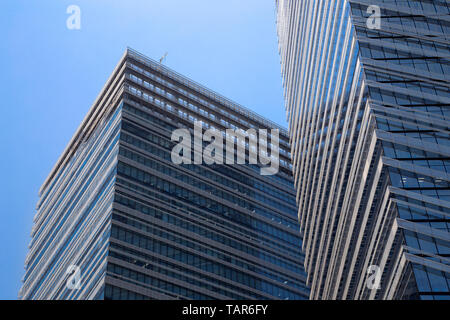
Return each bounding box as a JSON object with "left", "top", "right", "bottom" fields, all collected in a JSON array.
[
  {"left": 276, "top": 0, "right": 450, "bottom": 299},
  {"left": 20, "top": 48, "right": 309, "bottom": 300}
]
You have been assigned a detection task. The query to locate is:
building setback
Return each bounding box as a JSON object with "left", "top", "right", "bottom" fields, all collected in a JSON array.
[
  {"left": 20, "top": 48, "right": 310, "bottom": 300},
  {"left": 276, "top": 0, "right": 450, "bottom": 299}
]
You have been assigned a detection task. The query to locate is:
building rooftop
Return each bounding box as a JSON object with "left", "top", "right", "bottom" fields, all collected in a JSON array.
[{"left": 39, "top": 48, "right": 288, "bottom": 196}]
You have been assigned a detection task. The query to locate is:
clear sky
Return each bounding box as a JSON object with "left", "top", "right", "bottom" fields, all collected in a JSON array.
[{"left": 0, "top": 0, "right": 286, "bottom": 299}]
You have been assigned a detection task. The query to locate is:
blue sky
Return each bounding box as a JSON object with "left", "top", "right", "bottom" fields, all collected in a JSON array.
[{"left": 0, "top": 0, "right": 285, "bottom": 299}]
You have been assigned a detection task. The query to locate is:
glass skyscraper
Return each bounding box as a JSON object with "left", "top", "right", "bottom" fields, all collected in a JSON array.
[
  {"left": 20, "top": 48, "right": 309, "bottom": 300},
  {"left": 276, "top": 0, "right": 449, "bottom": 299}
]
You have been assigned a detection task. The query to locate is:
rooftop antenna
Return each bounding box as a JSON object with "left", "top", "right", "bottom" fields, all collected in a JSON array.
[{"left": 159, "top": 52, "right": 168, "bottom": 64}]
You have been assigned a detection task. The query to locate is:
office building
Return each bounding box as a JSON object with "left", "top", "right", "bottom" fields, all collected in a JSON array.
[
  {"left": 276, "top": 0, "right": 450, "bottom": 299},
  {"left": 20, "top": 48, "right": 309, "bottom": 300}
]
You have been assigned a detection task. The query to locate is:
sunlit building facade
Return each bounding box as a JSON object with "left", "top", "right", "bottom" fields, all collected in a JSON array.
[
  {"left": 276, "top": 0, "right": 450, "bottom": 299},
  {"left": 20, "top": 48, "right": 309, "bottom": 300}
]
